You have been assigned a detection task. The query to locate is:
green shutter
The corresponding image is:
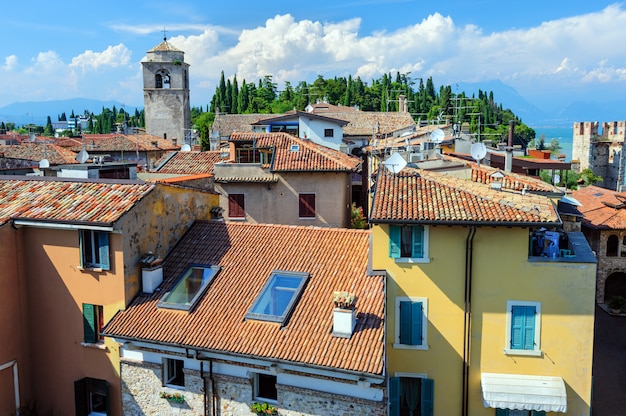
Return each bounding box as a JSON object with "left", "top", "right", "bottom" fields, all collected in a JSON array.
[
  {"left": 98, "top": 232, "right": 110, "bottom": 270},
  {"left": 389, "top": 377, "right": 400, "bottom": 416},
  {"left": 421, "top": 378, "right": 434, "bottom": 416},
  {"left": 412, "top": 225, "right": 424, "bottom": 258},
  {"left": 400, "top": 301, "right": 423, "bottom": 345},
  {"left": 511, "top": 305, "right": 535, "bottom": 350},
  {"left": 389, "top": 226, "right": 401, "bottom": 258},
  {"left": 83, "top": 303, "right": 97, "bottom": 343},
  {"left": 411, "top": 301, "right": 423, "bottom": 345},
  {"left": 495, "top": 409, "right": 508, "bottom": 416}
]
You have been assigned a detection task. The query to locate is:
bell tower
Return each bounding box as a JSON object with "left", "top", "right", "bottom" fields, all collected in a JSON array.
[{"left": 142, "top": 36, "right": 190, "bottom": 145}]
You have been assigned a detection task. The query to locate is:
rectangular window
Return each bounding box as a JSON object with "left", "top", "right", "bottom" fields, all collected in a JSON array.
[
  {"left": 298, "top": 193, "right": 316, "bottom": 218},
  {"left": 394, "top": 297, "right": 428, "bottom": 349},
  {"left": 228, "top": 194, "right": 245, "bottom": 218},
  {"left": 324, "top": 128, "right": 334, "bottom": 137},
  {"left": 74, "top": 377, "right": 109, "bottom": 416},
  {"left": 164, "top": 358, "right": 185, "bottom": 387},
  {"left": 80, "top": 230, "right": 110, "bottom": 270},
  {"left": 158, "top": 265, "right": 220, "bottom": 311},
  {"left": 505, "top": 301, "right": 541, "bottom": 355},
  {"left": 496, "top": 410, "right": 546, "bottom": 416},
  {"left": 83, "top": 304, "right": 104, "bottom": 344},
  {"left": 246, "top": 271, "right": 309, "bottom": 323},
  {"left": 389, "top": 376, "right": 434, "bottom": 416},
  {"left": 255, "top": 373, "right": 278, "bottom": 401},
  {"left": 389, "top": 225, "right": 428, "bottom": 261}
]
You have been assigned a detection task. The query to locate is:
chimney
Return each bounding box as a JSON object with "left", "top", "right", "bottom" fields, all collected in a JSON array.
[
  {"left": 140, "top": 252, "right": 163, "bottom": 293},
  {"left": 505, "top": 120, "right": 514, "bottom": 172},
  {"left": 332, "top": 291, "right": 357, "bottom": 338}
]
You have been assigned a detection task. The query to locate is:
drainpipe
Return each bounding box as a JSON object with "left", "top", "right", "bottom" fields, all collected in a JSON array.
[
  {"left": 210, "top": 358, "right": 217, "bottom": 416},
  {"left": 505, "top": 121, "right": 514, "bottom": 172},
  {"left": 462, "top": 226, "right": 477, "bottom": 416}
]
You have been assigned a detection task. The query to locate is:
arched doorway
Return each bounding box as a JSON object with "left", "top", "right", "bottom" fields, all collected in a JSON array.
[{"left": 604, "top": 271, "right": 626, "bottom": 303}]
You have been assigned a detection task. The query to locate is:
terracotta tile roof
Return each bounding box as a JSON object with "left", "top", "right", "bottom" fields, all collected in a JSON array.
[
  {"left": 469, "top": 164, "right": 559, "bottom": 193},
  {"left": 0, "top": 176, "right": 154, "bottom": 225},
  {"left": 212, "top": 114, "right": 276, "bottom": 136},
  {"left": 74, "top": 134, "right": 179, "bottom": 152},
  {"left": 0, "top": 143, "right": 78, "bottom": 164},
  {"left": 321, "top": 112, "right": 416, "bottom": 136},
  {"left": 154, "top": 151, "right": 226, "bottom": 174},
  {"left": 571, "top": 185, "right": 626, "bottom": 230},
  {"left": 250, "top": 111, "right": 350, "bottom": 127},
  {"left": 307, "top": 103, "right": 359, "bottom": 113},
  {"left": 104, "top": 221, "right": 384, "bottom": 376},
  {"left": 370, "top": 167, "right": 560, "bottom": 225},
  {"left": 229, "top": 132, "right": 361, "bottom": 172},
  {"left": 148, "top": 40, "right": 183, "bottom": 53}
]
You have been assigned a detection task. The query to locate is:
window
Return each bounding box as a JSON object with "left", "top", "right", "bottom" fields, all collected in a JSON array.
[
  {"left": 389, "top": 225, "right": 429, "bottom": 262},
  {"left": 228, "top": 194, "right": 245, "bottom": 218},
  {"left": 394, "top": 297, "right": 428, "bottom": 349},
  {"left": 164, "top": 358, "right": 185, "bottom": 387},
  {"left": 255, "top": 373, "right": 277, "bottom": 401},
  {"left": 83, "top": 304, "right": 104, "bottom": 344},
  {"left": 607, "top": 234, "right": 619, "bottom": 256},
  {"left": 389, "top": 376, "right": 434, "bottom": 416},
  {"left": 80, "top": 230, "right": 110, "bottom": 270},
  {"left": 495, "top": 410, "right": 546, "bottom": 416},
  {"left": 505, "top": 301, "right": 541, "bottom": 356},
  {"left": 74, "top": 377, "right": 109, "bottom": 416},
  {"left": 324, "top": 128, "right": 334, "bottom": 138},
  {"left": 298, "top": 193, "right": 316, "bottom": 218},
  {"left": 246, "top": 271, "right": 309, "bottom": 323},
  {"left": 155, "top": 74, "right": 163, "bottom": 88},
  {"left": 158, "top": 265, "right": 220, "bottom": 311}
]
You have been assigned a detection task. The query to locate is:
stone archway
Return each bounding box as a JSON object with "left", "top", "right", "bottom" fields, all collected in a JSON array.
[{"left": 604, "top": 271, "right": 626, "bottom": 303}]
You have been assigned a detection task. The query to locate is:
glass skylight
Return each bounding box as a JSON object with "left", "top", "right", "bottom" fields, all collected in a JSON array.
[
  {"left": 246, "top": 270, "right": 309, "bottom": 323},
  {"left": 158, "top": 265, "right": 220, "bottom": 311}
]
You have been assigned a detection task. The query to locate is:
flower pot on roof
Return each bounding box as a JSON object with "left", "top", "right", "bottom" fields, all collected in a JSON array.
[
  {"left": 333, "top": 291, "right": 357, "bottom": 338},
  {"left": 160, "top": 391, "right": 185, "bottom": 403}
]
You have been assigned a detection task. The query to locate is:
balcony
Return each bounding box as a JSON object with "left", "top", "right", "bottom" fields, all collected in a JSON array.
[{"left": 528, "top": 230, "right": 596, "bottom": 264}]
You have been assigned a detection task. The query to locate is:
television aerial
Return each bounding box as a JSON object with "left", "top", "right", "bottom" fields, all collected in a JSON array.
[
  {"left": 430, "top": 128, "right": 445, "bottom": 144},
  {"left": 383, "top": 152, "right": 407, "bottom": 174},
  {"left": 470, "top": 142, "right": 487, "bottom": 166}
]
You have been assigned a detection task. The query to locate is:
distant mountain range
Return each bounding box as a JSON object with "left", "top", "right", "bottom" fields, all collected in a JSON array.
[
  {"left": 0, "top": 98, "right": 139, "bottom": 126},
  {"left": 0, "top": 83, "right": 623, "bottom": 129}
]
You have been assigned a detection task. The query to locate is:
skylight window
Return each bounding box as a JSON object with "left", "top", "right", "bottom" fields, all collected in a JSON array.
[
  {"left": 158, "top": 265, "right": 220, "bottom": 311},
  {"left": 246, "top": 270, "right": 309, "bottom": 323}
]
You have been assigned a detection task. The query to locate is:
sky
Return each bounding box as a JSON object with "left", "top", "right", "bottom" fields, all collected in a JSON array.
[{"left": 1, "top": 1, "right": 624, "bottom": 114}]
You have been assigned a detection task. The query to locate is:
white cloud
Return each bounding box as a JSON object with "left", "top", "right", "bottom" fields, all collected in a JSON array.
[
  {"left": 70, "top": 44, "right": 132, "bottom": 71},
  {"left": 2, "top": 55, "right": 17, "bottom": 71}
]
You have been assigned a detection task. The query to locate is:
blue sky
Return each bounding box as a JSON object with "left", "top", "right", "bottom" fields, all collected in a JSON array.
[{"left": 1, "top": 1, "right": 624, "bottom": 114}]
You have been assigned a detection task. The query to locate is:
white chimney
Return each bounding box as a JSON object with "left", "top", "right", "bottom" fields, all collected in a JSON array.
[
  {"left": 332, "top": 291, "right": 357, "bottom": 338},
  {"left": 140, "top": 253, "right": 163, "bottom": 293}
]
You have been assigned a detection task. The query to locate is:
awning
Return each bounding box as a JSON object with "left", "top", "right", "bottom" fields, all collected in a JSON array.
[{"left": 481, "top": 373, "right": 567, "bottom": 413}]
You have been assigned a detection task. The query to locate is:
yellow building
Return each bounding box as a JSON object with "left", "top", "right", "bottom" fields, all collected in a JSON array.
[{"left": 370, "top": 167, "right": 597, "bottom": 416}]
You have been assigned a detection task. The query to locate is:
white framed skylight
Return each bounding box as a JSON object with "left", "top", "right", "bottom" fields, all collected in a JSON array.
[
  {"left": 246, "top": 270, "right": 309, "bottom": 324},
  {"left": 158, "top": 264, "right": 220, "bottom": 311}
]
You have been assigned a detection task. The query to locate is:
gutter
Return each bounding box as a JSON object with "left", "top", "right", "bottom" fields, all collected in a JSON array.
[
  {"left": 12, "top": 219, "right": 115, "bottom": 232},
  {"left": 371, "top": 219, "right": 562, "bottom": 228}
]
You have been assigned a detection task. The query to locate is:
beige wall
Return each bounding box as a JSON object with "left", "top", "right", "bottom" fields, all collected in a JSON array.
[{"left": 217, "top": 172, "right": 352, "bottom": 228}]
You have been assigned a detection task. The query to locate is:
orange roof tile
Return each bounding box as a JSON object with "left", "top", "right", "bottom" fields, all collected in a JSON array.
[
  {"left": 229, "top": 132, "right": 361, "bottom": 172},
  {"left": 75, "top": 134, "right": 179, "bottom": 152},
  {"left": 370, "top": 168, "right": 559, "bottom": 225},
  {"left": 572, "top": 185, "right": 626, "bottom": 230},
  {"left": 104, "top": 221, "right": 384, "bottom": 376},
  {"left": 0, "top": 143, "right": 78, "bottom": 164},
  {"left": 0, "top": 176, "right": 154, "bottom": 225},
  {"left": 154, "top": 151, "right": 226, "bottom": 174}
]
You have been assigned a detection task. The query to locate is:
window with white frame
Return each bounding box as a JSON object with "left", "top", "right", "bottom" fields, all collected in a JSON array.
[
  {"left": 164, "top": 358, "right": 185, "bottom": 387},
  {"left": 389, "top": 225, "right": 429, "bottom": 262},
  {"left": 504, "top": 301, "right": 541, "bottom": 355},
  {"left": 79, "top": 230, "right": 110, "bottom": 270},
  {"left": 255, "top": 373, "right": 277, "bottom": 401},
  {"left": 394, "top": 297, "right": 428, "bottom": 349}
]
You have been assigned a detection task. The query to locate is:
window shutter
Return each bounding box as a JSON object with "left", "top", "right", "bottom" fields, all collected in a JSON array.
[
  {"left": 495, "top": 409, "right": 508, "bottom": 416},
  {"left": 79, "top": 231, "right": 85, "bottom": 268},
  {"left": 399, "top": 301, "right": 411, "bottom": 344},
  {"left": 74, "top": 378, "right": 88, "bottom": 416},
  {"left": 389, "top": 226, "right": 401, "bottom": 258},
  {"left": 533, "top": 412, "right": 546, "bottom": 416},
  {"left": 98, "top": 232, "right": 110, "bottom": 270},
  {"left": 411, "top": 301, "right": 423, "bottom": 345},
  {"left": 299, "top": 194, "right": 315, "bottom": 217},
  {"left": 511, "top": 305, "right": 535, "bottom": 350},
  {"left": 228, "top": 194, "right": 245, "bottom": 218},
  {"left": 388, "top": 377, "right": 400, "bottom": 416},
  {"left": 420, "top": 378, "right": 434, "bottom": 416},
  {"left": 523, "top": 307, "right": 536, "bottom": 350},
  {"left": 83, "top": 303, "right": 97, "bottom": 343},
  {"left": 412, "top": 225, "right": 424, "bottom": 258}
]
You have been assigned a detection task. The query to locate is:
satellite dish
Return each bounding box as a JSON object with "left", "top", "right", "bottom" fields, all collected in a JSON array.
[
  {"left": 383, "top": 152, "right": 407, "bottom": 174},
  {"left": 76, "top": 149, "right": 90, "bottom": 164},
  {"left": 470, "top": 142, "right": 487, "bottom": 164},
  {"left": 430, "top": 128, "right": 445, "bottom": 144},
  {"left": 553, "top": 174, "right": 561, "bottom": 185},
  {"left": 181, "top": 144, "right": 192, "bottom": 152},
  {"left": 39, "top": 159, "right": 50, "bottom": 168}
]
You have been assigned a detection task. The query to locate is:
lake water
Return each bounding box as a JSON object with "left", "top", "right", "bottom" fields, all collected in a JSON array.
[{"left": 530, "top": 126, "right": 573, "bottom": 162}]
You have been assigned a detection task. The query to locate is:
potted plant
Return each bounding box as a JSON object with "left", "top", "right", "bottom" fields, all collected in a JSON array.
[
  {"left": 332, "top": 291, "right": 356, "bottom": 309},
  {"left": 160, "top": 391, "right": 185, "bottom": 403},
  {"left": 250, "top": 402, "right": 278, "bottom": 415},
  {"left": 608, "top": 296, "right": 626, "bottom": 314}
]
